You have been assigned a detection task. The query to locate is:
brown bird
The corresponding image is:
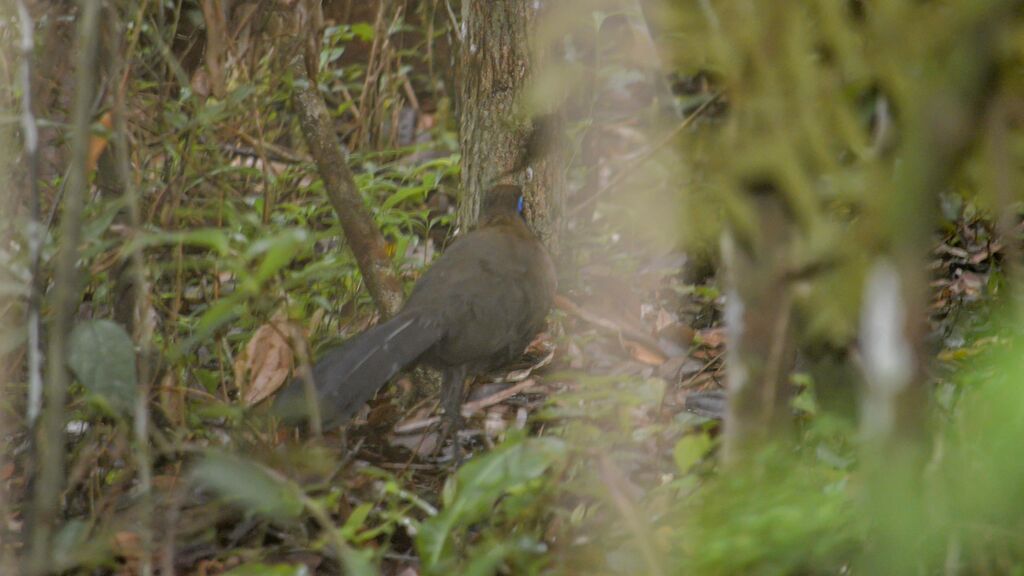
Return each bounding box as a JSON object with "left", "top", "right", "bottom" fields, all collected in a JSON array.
[{"left": 274, "top": 185, "right": 556, "bottom": 445}]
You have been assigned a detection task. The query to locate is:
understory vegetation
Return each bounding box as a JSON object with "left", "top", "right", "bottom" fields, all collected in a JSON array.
[{"left": 3, "top": 1, "right": 1024, "bottom": 574}]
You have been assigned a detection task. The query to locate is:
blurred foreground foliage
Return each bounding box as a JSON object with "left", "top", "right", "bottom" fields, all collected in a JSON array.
[{"left": 4, "top": 0, "right": 1024, "bottom": 574}]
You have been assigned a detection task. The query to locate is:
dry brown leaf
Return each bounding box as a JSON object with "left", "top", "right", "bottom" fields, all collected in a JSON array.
[
  {"left": 623, "top": 339, "right": 667, "bottom": 366},
  {"left": 949, "top": 271, "right": 985, "bottom": 299},
  {"left": 158, "top": 371, "right": 185, "bottom": 426},
  {"left": 235, "top": 315, "right": 305, "bottom": 406},
  {"left": 654, "top": 308, "right": 676, "bottom": 332},
  {"left": 152, "top": 475, "right": 180, "bottom": 491},
  {"left": 697, "top": 327, "right": 727, "bottom": 348},
  {"left": 971, "top": 242, "right": 1002, "bottom": 264},
  {"left": 112, "top": 531, "right": 141, "bottom": 560},
  {"left": 389, "top": 431, "right": 441, "bottom": 456},
  {"left": 86, "top": 112, "right": 113, "bottom": 175}
]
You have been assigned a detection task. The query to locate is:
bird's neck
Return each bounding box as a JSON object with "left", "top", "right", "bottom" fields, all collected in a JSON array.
[{"left": 478, "top": 213, "right": 527, "bottom": 230}]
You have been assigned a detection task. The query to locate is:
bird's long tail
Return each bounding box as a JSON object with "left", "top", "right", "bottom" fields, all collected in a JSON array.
[{"left": 273, "top": 311, "right": 443, "bottom": 428}]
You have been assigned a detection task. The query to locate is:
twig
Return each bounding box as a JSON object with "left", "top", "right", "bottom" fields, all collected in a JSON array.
[
  {"left": 26, "top": 0, "right": 102, "bottom": 573},
  {"left": 17, "top": 0, "right": 43, "bottom": 426},
  {"left": 570, "top": 92, "right": 721, "bottom": 217},
  {"left": 680, "top": 350, "right": 725, "bottom": 388},
  {"left": 393, "top": 378, "right": 538, "bottom": 434},
  {"left": 356, "top": 1, "right": 389, "bottom": 146},
  {"left": 111, "top": 19, "right": 155, "bottom": 573},
  {"left": 293, "top": 71, "right": 405, "bottom": 317},
  {"left": 444, "top": 0, "right": 463, "bottom": 42}
]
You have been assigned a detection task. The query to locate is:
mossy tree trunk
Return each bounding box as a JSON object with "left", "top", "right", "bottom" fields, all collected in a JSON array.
[{"left": 457, "top": 0, "right": 562, "bottom": 249}]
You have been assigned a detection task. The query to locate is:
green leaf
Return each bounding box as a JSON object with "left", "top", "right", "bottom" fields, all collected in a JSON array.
[
  {"left": 351, "top": 22, "right": 374, "bottom": 42},
  {"left": 462, "top": 542, "right": 512, "bottom": 576},
  {"left": 247, "top": 229, "right": 310, "bottom": 282},
  {"left": 128, "top": 228, "right": 231, "bottom": 256},
  {"left": 190, "top": 451, "right": 304, "bottom": 521},
  {"left": 176, "top": 296, "right": 242, "bottom": 356},
  {"left": 417, "top": 437, "right": 565, "bottom": 570},
  {"left": 673, "top": 432, "right": 714, "bottom": 475},
  {"left": 222, "top": 563, "right": 309, "bottom": 576},
  {"left": 52, "top": 519, "right": 91, "bottom": 569},
  {"left": 338, "top": 546, "right": 377, "bottom": 576},
  {"left": 340, "top": 502, "right": 374, "bottom": 540},
  {"left": 382, "top": 185, "right": 430, "bottom": 211},
  {"left": 67, "top": 320, "right": 137, "bottom": 415}
]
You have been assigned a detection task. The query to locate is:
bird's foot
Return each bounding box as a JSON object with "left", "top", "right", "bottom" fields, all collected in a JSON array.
[{"left": 436, "top": 411, "right": 464, "bottom": 466}]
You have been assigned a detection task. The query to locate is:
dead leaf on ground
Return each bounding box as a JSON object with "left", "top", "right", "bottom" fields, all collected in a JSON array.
[
  {"left": 949, "top": 270, "right": 985, "bottom": 300},
  {"left": 152, "top": 475, "right": 181, "bottom": 491},
  {"left": 389, "top": 431, "right": 441, "bottom": 456},
  {"left": 112, "top": 530, "right": 141, "bottom": 560},
  {"left": 86, "top": 112, "right": 113, "bottom": 175},
  {"left": 623, "top": 339, "right": 667, "bottom": 366},
  {"left": 696, "top": 327, "right": 726, "bottom": 348},
  {"left": 158, "top": 371, "right": 185, "bottom": 426},
  {"left": 235, "top": 314, "right": 307, "bottom": 406},
  {"left": 654, "top": 308, "right": 677, "bottom": 332}
]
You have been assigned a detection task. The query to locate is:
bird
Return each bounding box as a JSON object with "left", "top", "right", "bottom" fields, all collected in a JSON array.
[{"left": 273, "top": 184, "right": 556, "bottom": 446}]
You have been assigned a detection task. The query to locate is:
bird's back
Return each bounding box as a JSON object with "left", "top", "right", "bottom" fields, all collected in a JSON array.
[{"left": 405, "top": 218, "right": 555, "bottom": 371}]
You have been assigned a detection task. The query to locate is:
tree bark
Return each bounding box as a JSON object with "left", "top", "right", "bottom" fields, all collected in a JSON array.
[
  {"left": 720, "top": 191, "right": 797, "bottom": 464},
  {"left": 457, "top": 0, "right": 562, "bottom": 247},
  {"left": 859, "top": 6, "right": 1014, "bottom": 570}
]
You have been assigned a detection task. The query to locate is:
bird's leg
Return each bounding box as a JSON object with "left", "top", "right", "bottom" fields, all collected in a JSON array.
[{"left": 440, "top": 365, "right": 468, "bottom": 463}]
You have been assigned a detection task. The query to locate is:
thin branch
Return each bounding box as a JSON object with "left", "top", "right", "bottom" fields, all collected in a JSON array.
[
  {"left": 110, "top": 15, "right": 155, "bottom": 575},
  {"left": 17, "top": 0, "right": 44, "bottom": 427},
  {"left": 444, "top": 0, "right": 462, "bottom": 42},
  {"left": 293, "top": 77, "right": 405, "bottom": 318},
  {"left": 26, "top": 0, "right": 102, "bottom": 573}
]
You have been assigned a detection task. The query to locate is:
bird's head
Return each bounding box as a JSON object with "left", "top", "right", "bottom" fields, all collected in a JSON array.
[{"left": 480, "top": 184, "right": 526, "bottom": 222}]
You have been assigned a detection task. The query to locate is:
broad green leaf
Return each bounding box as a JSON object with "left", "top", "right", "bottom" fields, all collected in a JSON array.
[
  {"left": 52, "top": 519, "right": 91, "bottom": 571},
  {"left": 673, "top": 432, "right": 714, "bottom": 475},
  {"left": 190, "top": 451, "right": 304, "bottom": 521},
  {"left": 351, "top": 22, "right": 374, "bottom": 41},
  {"left": 67, "top": 320, "right": 137, "bottom": 415},
  {"left": 417, "top": 437, "right": 565, "bottom": 570}
]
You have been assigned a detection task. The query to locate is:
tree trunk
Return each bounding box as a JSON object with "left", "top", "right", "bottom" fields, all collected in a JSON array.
[
  {"left": 720, "top": 191, "right": 797, "bottom": 464},
  {"left": 457, "top": 0, "right": 562, "bottom": 248}
]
